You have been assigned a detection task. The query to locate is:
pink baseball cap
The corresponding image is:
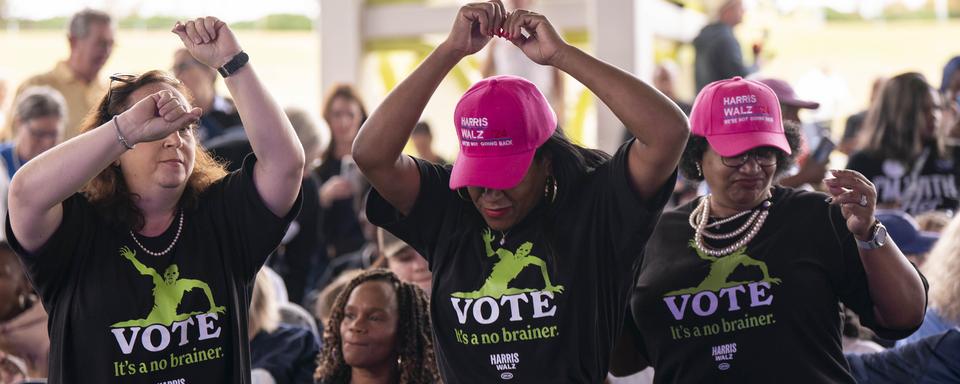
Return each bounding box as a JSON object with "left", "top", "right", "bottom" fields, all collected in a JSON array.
[
  {"left": 449, "top": 75, "right": 557, "bottom": 190},
  {"left": 689, "top": 76, "right": 791, "bottom": 157}
]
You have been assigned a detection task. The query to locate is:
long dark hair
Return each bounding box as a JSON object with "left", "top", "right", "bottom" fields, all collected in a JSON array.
[
  {"left": 314, "top": 269, "right": 439, "bottom": 384},
  {"left": 321, "top": 84, "right": 368, "bottom": 165},
  {"left": 80, "top": 70, "right": 227, "bottom": 230},
  {"left": 535, "top": 127, "right": 611, "bottom": 208},
  {"left": 863, "top": 72, "right": 941, "bottom": 163}
]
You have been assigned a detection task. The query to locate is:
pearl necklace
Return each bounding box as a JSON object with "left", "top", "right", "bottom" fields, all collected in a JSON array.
[
  {"left": 130, "top": 210, "right": 184, "bottom": 256},
  {"left": 689, "top": 195, "right": 771, "bottom": 257}
]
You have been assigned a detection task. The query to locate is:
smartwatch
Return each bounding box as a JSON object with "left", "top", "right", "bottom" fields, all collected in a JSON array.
[{"left": 218, "top": 51, "right": 249, "bottom": 77}]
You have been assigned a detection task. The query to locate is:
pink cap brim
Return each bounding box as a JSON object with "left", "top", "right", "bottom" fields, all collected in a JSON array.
[
  {"left": 449, "top": 149, "right": 536, "bottom": 190},
  {"left": 706, "top": 130, "right": 792, "bottom": 157}
]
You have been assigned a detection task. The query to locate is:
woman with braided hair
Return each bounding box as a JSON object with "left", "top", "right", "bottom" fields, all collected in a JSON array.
[{"left": 314, "top": 269, "right": 439, "bottom": 384}]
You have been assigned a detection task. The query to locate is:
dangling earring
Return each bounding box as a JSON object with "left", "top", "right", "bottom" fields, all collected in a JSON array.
[
  {"left": 457, "top": 188, "right": 472, "bottom": 202},
  {"left": 544, "top": 175, "right": 557, "bottom": 204},
  {"left": 18, "top": 293, "right": 28, "bottom": 310},
  {"left": 695, "top": 162, "right": 703, "bottom": 178}
]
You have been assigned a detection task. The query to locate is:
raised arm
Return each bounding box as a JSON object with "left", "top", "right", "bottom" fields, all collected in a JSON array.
[
  {"left": 8, "top": 91, "right": 201, "bottom": 253},
  {"left": 502, "top": 10, "right": 689, "bottom": 200},
  {"left": 119, "top": 246, "right": 156, "bottom": 277},
  {"left": 353, "top": 1, "right": 506, "bottom": 215},
  {"left": 172, "top": 17, "right": 304, "bottom": 217}
]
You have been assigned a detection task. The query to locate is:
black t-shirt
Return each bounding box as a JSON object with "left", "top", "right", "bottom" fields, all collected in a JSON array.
[
  {"left": 367, "top": 141, "right": 674, "bottom": 383},
  {"left": 846, "top": 146, "right": 960, "bottom": 215},
  {"left": 629, "top": 187, "right": 927, "bottom": 383},
  {"left": 6, "top": 156, "right": 301, "bottom": 384}
]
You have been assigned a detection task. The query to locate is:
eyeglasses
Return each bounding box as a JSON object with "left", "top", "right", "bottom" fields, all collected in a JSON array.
[
  {"left": 107, "top": 73, "right": 138, "bottom": 108},
  {"left": 105, "top": 73, "right": 200, "bottom": 132},
  {"left": 21, "top": 119, "right": 61, "bottom": 140},
  {"left": 720, "top": 149, "right": 778, "bottom": 168}
]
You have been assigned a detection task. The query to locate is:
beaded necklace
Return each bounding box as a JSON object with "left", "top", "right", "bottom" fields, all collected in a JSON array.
[
  {"left": 689, "top": 194, "right": 772, "bottom": 257},
  {"left": 130, "top": 210, "right": 184, "bottom": 256}
]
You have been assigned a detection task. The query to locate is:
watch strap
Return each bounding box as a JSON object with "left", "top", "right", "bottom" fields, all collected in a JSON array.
[
  {"left": 217, "top": 51, "right": 249, "bottom": 77},
  {"left": 856, "top": 221, "right": 886, "bottom": 250}
]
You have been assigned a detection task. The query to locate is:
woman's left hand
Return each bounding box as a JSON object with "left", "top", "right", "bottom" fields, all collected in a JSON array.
[
  {"left": 171, "top": 16, "right": 242, "bottom": 69},
  {"left": 825, "top": 169, "right": 877, "bottom": 240},
  {"left": 502, "top": 10, "right": 568, "bottom": 66}
]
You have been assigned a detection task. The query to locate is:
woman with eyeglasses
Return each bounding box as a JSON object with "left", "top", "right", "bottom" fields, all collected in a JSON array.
[
  {"left": 0, "top": 86, "right": 67, "bottom": 179},
  {"left": 613, "top": 77, "right": 928, "bottom": 383},
  {"left": 4, "top": 17, "right": 303, "bottom": 383},
  {"left": 355, "top": 1, "right": 688, "bottom": 382}
]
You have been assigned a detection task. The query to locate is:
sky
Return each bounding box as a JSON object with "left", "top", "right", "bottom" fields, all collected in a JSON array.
[{"left": 5, "top": 0, "right": 319, "bottom": 22}]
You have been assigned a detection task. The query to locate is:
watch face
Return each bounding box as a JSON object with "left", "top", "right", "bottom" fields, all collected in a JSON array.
[{"left": 875, "top": 225, "right": 887, "bottom": 246}]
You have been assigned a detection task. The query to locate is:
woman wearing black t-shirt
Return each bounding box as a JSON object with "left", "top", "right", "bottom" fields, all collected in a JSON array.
[
  {"left": 616, "top": 77, "right": 927, "bottom": 383},
  {"left": 354, "top": 2, "right": 688, "bottom": 382},
  {"left": 5, "top": 18, "right": 303, "bottom": 383},
  {"left": 846, "top": 72, "right": 960, "bottom": 215}
]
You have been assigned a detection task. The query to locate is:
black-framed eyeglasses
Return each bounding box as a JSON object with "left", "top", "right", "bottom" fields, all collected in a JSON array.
[
  {"left": 107, "top": 73, "right": 138, "bottom": 107},
  {"left": 720, "top": 149, "right": 778, "bottom": 168}
]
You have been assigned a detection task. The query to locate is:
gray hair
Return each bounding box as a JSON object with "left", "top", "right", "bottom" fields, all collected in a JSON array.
[
  {"left": 285, "top": 107, "right": 326, "bottom": 156},
  {"left": 14, "top": 86, "right": 67, "bottom": 124},
  {"left": 68, "top": 8, "right": 112, "bottom": 39}
]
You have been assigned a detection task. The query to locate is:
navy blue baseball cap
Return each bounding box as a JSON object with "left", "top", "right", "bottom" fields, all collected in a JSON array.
[{"left": 876, "top": 210, "right": 940, "bottom": 255}]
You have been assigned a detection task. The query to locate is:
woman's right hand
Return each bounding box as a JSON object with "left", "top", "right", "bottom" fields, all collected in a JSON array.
[
  {"left": 118, "top": 90, "right": 202, "bottom": 144},
  {"left": 442, "top": 1, "right": 506, "bottom": 58},
  {"left": 319, "top": 176, "right": 354, "bottom": 208}
]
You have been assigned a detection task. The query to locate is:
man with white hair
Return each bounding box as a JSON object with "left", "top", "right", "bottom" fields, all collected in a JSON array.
[
  {"left": 11, "top": 8, "right": 114, "bottom": 139},
  {"left": 693, "top": 0, "right": 759, "bottom": 92}
]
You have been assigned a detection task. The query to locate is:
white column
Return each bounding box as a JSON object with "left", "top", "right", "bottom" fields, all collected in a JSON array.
[
  {"left": 589, "top": 0, "right": 643, "bottom": 153},
  {"left": 319, "top": 0, "right": 363, "bottom": 95}
]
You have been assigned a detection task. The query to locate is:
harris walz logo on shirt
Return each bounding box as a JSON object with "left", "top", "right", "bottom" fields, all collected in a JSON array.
[
  {"left": 449, "top": 229, "right": 563, "bottom": 351},
  {"left": 109, "top": 246, "right": 226, "bottom": 378},
  {"left": 661, "top": 241, "right": 779, "bottom": 354}
]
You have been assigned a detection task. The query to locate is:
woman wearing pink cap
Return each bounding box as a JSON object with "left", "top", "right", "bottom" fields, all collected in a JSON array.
[
  {"left": 616, "top": 77, "right": 928, "bottom": 382},
  {"left": 353, "top": 1, "right": 689, "bottom": 382}
]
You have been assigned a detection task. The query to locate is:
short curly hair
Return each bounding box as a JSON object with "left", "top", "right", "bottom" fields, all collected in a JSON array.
[{"left": 679, "top": 120, "right": 803, "bottom": 181}]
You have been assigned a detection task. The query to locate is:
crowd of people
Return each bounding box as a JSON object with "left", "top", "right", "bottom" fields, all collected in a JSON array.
[{"left": 0, "top": 0, "right": 957, "bottom": 383}]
